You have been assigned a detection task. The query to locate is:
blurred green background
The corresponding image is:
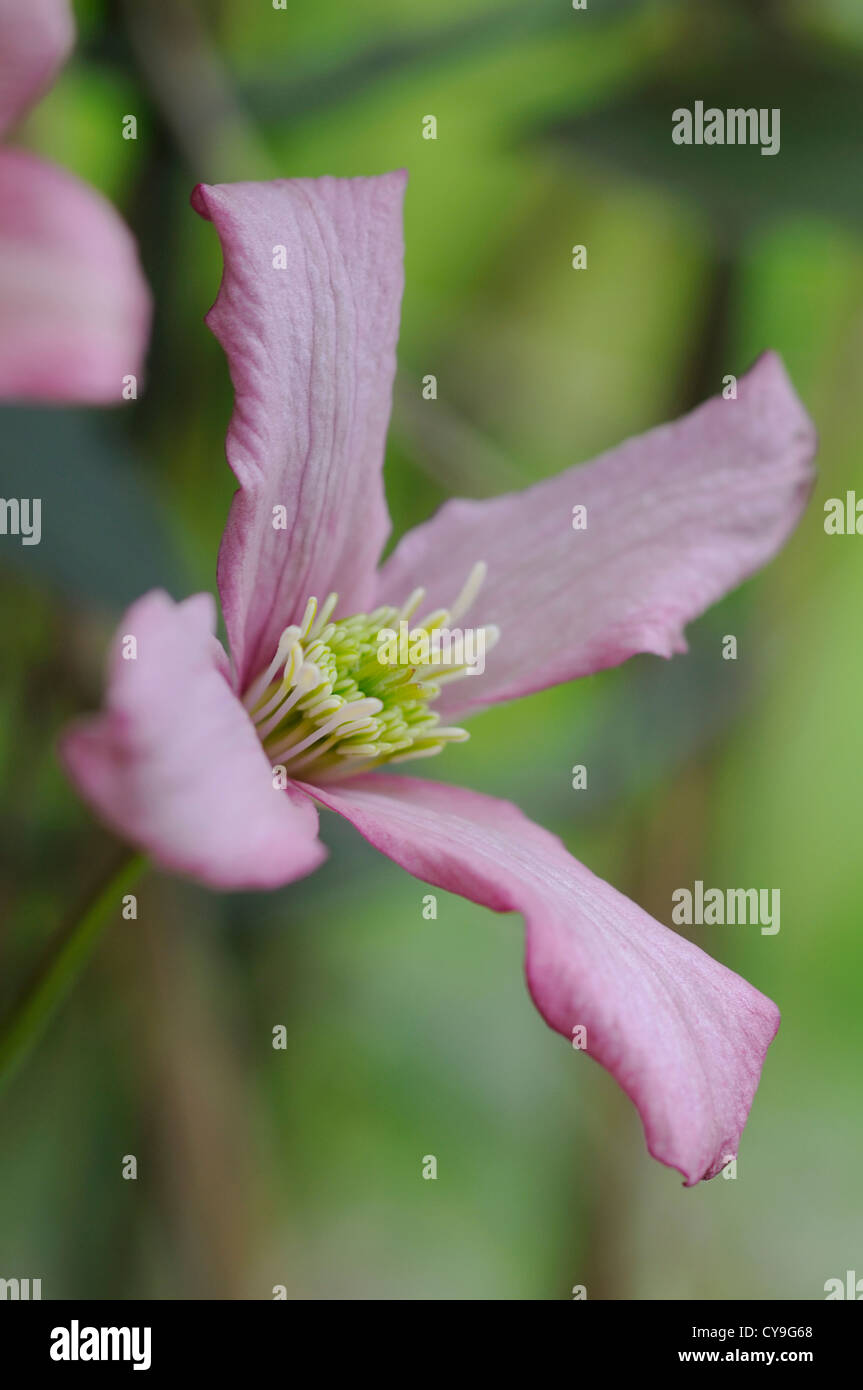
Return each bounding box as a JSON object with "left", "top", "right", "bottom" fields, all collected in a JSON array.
[{"left": 1, "top": 0, "right": 862, "bottom": 1299}]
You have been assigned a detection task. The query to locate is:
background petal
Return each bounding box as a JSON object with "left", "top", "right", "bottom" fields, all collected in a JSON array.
[
  {"left": 0, "top": 150, "right": 151, "bottom": 403},
  {"left": 192, "top": 171, "right": 406, "bottom": 690},
  {"left": 0, "top": 0, "right": 73, "bottom": 136},
  {"left": 377, "top": 352, "right": 816, "bottom": 717},
  {"left": 62, "top": 590, "right": 326, "bottom": 890},
  {"left": 304, "top": 773, "right": 780, "bottom": 1185}
]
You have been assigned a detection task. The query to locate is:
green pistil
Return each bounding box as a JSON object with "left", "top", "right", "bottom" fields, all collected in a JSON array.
[{"left": 243, "top": 582, "right": 492, "bottom": 783}]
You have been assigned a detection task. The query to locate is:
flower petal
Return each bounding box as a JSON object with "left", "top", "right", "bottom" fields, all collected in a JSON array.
[
  {"left": 0, "top": 150, "right": 151, "bottom": 403},
  {"left": 377, "top": 352, "right": 816, "bottom": 717},
  {"left": 0, "top": 0, "right": 73, "bottom": 136},
  {"left": 191, "top": 171, "right": 407, "bottom": 690},
  {"left": 61, "top": 591, "right": 326, "bottom": 890},
  {"left": 303, "top": 773, "right": 779, "bottom": 1184}
]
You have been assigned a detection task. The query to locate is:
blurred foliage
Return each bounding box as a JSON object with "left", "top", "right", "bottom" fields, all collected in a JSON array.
[{"left": 1, "top": 0, "right": 862, "bottom": 1299}]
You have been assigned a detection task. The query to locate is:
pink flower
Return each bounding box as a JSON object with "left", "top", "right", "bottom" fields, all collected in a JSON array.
[
  {"left": 0, "top": 0, "right": 150, "bottom": 401},
  {"left": 62, "top": 171, "right": 816, "bottom": 1184}
]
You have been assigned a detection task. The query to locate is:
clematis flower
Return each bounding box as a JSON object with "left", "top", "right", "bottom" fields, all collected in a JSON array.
[
  {"left": 0, "top": 0, "right": 150, "bottom": 401},
  {"left": 61, "top": 170, "right": 816, "bottom": 1185}
]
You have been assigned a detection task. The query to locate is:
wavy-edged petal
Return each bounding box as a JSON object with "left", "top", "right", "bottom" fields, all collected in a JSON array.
[
  {"left": 61, "top": 590, "right": 326, "bottom": 890},
  {"left": 377, "top": 352, "right": 816, "bottom": 717},
  {"left": 0, "top": 0, "right": 73, "bottom": 136},
  {"left": 191, "top": 171, "right": 406, "bottom": 690},
  {"left": 0, "top": 150, "right": 151, "bottom": 403},
  {"left": 304, "top": 774, "right": 779, "bottom": 1184}
]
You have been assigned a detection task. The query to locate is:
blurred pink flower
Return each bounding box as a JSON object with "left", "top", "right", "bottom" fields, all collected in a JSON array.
[
  {"left": 62, "top": 171, "right": 816, "bottom": 1184},
  {"left": 0, "top": 0, "right": 150, "bottom": 402}
]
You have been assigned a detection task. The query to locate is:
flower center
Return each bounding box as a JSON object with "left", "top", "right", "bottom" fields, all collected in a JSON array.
[{"left": 243, "top": 563, "right": 497, "bottom": 783}]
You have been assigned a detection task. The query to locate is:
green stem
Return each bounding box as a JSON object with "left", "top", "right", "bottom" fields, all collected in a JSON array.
[{"left": 0, "top": 850, "right": 147, "bottom": 1095}]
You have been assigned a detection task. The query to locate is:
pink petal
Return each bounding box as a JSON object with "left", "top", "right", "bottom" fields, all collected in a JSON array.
[
  {"left": 61, "top": 591, "right": 326, "bottom": 890},
  {"left": 304, "top": 774, "right": 779, "bottom": 1184},
  {"left": 191, "top": 172, "right": 407, "bottom": 691},
  {"left": 377, "top": 352, "right": 816, "bottom": 717},
  {"left": 0, "top": 151, "right": 151, "bottom": 403},
  {"left": 0, "top": 0, "right": 73, "bottom": 136}
]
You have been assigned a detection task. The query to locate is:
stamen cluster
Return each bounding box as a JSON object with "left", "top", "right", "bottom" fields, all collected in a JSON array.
[{"left": 243, "top": 565, "right": 497, "bottom": 783}]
